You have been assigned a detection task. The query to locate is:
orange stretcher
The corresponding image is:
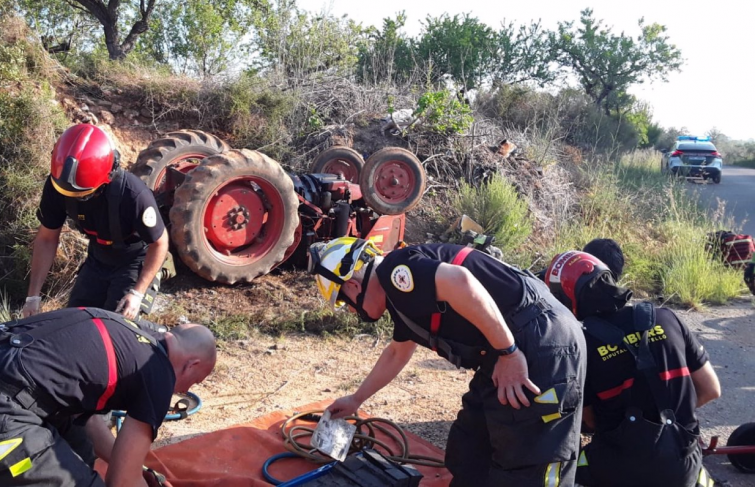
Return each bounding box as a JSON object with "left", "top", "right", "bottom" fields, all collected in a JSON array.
[{"left": 97, "top": 400, "right": 452, "bottom": 486}]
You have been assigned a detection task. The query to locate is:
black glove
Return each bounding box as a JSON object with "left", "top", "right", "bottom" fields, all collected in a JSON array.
[{"left": 745, "top": 263, "right": 755, "bottom": 295}]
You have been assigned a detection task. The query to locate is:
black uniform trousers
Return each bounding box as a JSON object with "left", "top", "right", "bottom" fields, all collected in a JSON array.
[
  {"left": 68, "top": 249, "right": 145, "bottom": 311},
  {"left": 445, "top": 275, "right": 587, "bottom": 487},
  {"left": 0, "top": 344, "right": 104, "bottom": 486}
]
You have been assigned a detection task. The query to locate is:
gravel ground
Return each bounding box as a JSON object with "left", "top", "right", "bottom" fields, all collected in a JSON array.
[{"left": 155, "top": 298, "right": 755, "bottom": 486}]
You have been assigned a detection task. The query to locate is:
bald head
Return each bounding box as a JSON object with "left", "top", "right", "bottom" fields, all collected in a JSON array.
[
  {"left": 167, "top": 323, "right": 217, "bottom": 393},
  {"left": 172, "top": 323, "right": 216, "bottom": 363}
]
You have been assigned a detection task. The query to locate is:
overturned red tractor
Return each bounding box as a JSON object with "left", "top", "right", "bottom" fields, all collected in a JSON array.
[{"left": 131, "top": 130, "right": 426, "bottom": 284}]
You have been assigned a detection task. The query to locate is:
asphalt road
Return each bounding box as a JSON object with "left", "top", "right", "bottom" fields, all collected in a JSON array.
[{"left": 690, "top": 165, "right": 755, "bottom": 236}]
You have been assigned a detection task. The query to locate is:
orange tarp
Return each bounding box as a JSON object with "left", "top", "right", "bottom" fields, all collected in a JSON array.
[{"left": 98, "top": 400, "right": 452, "bottom": 486}]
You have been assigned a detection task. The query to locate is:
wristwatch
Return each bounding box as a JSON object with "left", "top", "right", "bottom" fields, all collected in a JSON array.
[{"left": 493, "top": 343, "right": 518, "bottom": 356}]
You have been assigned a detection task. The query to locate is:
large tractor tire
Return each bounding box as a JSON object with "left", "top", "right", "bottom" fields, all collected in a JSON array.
[
  {"left": 169, "top": 149, "right": 299, "bottom": 284},
  {"left": 132, "top": 130, "right": 229, "bottom": 195},
  {"left": 310, "top": 146, "right": 364, "bottom": 183},
  {"left": 727, "top": 422, "right": 755, "bottom": 473},
  {"left": 359, "top": 147, "right": 426, "bottom": 215}
]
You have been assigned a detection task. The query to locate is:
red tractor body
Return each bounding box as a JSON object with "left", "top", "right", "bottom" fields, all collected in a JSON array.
[{"left": 132, "top": 131, "right": 424, "bottom": 284}]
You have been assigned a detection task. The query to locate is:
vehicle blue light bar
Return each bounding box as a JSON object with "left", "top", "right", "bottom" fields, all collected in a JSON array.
[{"left": 677, "top": 136, "right": 711, "bottom": 142}]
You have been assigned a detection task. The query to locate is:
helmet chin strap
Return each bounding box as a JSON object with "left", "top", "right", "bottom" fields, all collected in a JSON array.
[{"left": 339, "top": 260, "right": 381, "bottom": 323}]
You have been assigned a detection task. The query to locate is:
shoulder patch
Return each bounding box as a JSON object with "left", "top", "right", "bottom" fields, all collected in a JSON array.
[
  {"left": 142, "top": 207, "right": 157, "bottom": 228},
  {"left": 390, "top": 265, "right": 414, "bottom": 292}
]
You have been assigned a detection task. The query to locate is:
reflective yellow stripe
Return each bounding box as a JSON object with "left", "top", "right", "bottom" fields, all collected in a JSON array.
[
  {"left": 535, "top": 388, "right": 559, "bottom": 404},
  {"left": 0, "top": 438, "right": 22, "bottom": 461},
  {"left": 9, "top": 457, "right": 32, "bottom": 477},
  {"left": 541, "top": 412, "right": 562, "bottom": 423},
  {"left": 50, "top": 178, "right": 97, "bottom": 197},
  {"left": 544, "top": 462, "right": 561, "bottom": 487},
  {"left": 697, "top": 467, "right": 714, "bottom": 487},
  {"left": 577, "top": 450, "right": 588, "bottom": 467},
  {"left": 369, "top": 235, "right": 384, "bottom": 243}
]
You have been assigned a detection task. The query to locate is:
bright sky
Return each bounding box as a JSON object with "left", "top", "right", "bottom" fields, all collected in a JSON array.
[{"left": 297, "top": 0, "right": 755, "bottom": 141}]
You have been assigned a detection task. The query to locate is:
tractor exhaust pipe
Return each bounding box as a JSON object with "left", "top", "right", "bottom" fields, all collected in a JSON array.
[{"left": 334, "top": 202, "right": 350, "bottom": 237}]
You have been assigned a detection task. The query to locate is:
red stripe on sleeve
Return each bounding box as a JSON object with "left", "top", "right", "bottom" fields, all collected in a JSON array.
[
  {"left": 659, "top": 367, "right": 690, "bottom": 381},
  {"left": 597, "top": 378, "right": 635, "bottom": 400},
  {"left": 92, "top": 318, "right": 118, "bottom": 410}
]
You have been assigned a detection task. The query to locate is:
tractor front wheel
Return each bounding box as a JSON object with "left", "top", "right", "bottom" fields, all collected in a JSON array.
[
  {"left": 169, "top": 149, "right": 299, "bottom": 284},
  {"left": 360, "top": 147, "right": 426, "bottom": 215},
  {"left": 310, "top": 146, "right": 364, "bottom": 183}
]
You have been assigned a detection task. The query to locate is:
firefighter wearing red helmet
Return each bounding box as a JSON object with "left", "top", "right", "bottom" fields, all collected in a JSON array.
[
  {"left": 23, "top": 124, "right": 169, "bottom": 320},
  {"left": 545, "top": 251, "right": 721, "bottom": 487}
]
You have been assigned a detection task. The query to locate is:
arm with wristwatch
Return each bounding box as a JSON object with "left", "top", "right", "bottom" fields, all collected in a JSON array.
[{"left": 434, "top": 263, "right": 541, "bottom": 409}]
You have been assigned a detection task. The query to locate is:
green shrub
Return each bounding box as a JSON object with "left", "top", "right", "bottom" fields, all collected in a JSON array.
[
  {"left": 454, "top": 174, "right": 532, "bottom": 253},
  {"left": 413, "top": 88, "right": 473, "bottom": 135}
]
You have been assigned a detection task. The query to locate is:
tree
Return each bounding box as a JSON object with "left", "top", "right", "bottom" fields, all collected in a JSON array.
[
  {"left": 254, "top": 2, "right": 365, "bottom": 78},
  {"left": 17, "top": 0, "right": 100, "bottom": 54},
  {"left": 138, "top": 0, "right": 268, "bottom": 76},
  {"left": 492, "top": 20, "right": 557, "bottom": 86},
  {"left": 553, "top": 9, "right": 683, "bottom": 114},
  {"left": 59, "top": 0, "right": 160, "bottom": 60},
  {"left": 356, "top": 12, "right": 414, "bottom": 85},
  {"left": 414, "top": 13, "right": 497, "bottom": 90}
]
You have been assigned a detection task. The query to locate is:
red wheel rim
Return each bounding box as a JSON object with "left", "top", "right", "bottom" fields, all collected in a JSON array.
[
  {"left": 321, "top": 158, "right": 359, "bottom": 182},
  {"left": 154, "top": 153, "right": 206, "bottom": 194},
  {"left": 281, "top": 222, "right": 303, "bottom": 264},
  {"left": 371, "top": 160, "right": 416, "bottom": 204},
  {"left": 202, "top": 177, "right": 286, "bottom": 266}
]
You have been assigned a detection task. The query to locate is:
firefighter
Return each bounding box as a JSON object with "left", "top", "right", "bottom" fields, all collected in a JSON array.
[
  {"left": 544, "top": 251, "right": 721, "bottom": 487},
  {"left": 22, "top": 124, "right": 169, "bottom": 320},
  {"left": 308, "top": 238, "right": 586, "bottom": 486},
  {"left": 0, "top": 307, "right": 216, "bottom": 486}
]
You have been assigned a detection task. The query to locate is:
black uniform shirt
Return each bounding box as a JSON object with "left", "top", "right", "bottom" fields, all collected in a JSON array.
[
  {"left": 36, "top": 173, "right": 165, "bottom": 266},
  {"left": 376, "top": 244, "right": 524, "bottom": 351},
  {"left": 583, "top": 306, "right": 709, "bottom": 432},
  {"left": 4, "top": 308, "right": 175, "bottom": 438}
]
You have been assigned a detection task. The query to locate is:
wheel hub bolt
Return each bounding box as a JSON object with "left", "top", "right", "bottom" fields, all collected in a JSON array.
[{"left": 228, "top": 206, "right": 250, "bottom": 230}]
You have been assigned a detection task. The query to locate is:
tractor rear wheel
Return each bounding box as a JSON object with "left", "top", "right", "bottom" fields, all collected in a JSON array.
[
  {"left": 132, "top": 130, "right": 229, "bottom": 196},
  {"left": 310, "top": 146, "right": 364, "bottom": 183},
  {"left": 727, "top": 422, "right": 755, "bottom": 473},
  {"left": 359, "top": 147, "right": 426, "bottom": 215},
  {"left": 169, "top": 149, "right": 299, "bottom": 284}
]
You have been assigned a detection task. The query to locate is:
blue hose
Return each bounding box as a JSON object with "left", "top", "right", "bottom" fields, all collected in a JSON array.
[
  {"left": 262, "top": 452, "right": 300, "bottom": 485},
  {"left": 113, "top": 391, "right": 202, "bottom": 431}
]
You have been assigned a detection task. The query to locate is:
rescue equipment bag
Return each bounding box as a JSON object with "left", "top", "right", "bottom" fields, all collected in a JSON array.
[{"left": 706, "top": 230, "right": 755, "bottom": 268}]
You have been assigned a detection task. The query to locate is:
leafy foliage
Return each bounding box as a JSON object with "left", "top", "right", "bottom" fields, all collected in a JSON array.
[
  {"left": 492, "top": 20, "right": 557, "bottom": 86},
  {"left": 454, "top": 175, "right": 532, "bottom": 253},
  {"left": 414, "top": 13, "right": 497, "bottom": 90},
  {"left": 413, "top": 88, "right": 473, "bottom": 135},
  {"left": 356, "top": 12, "right": 415, "bottom": 85},
  {"left": 254, "top": 1, "right": 365, "bottom": 78},
  {"left": 137, "top": 0, "right": 268, "bottom": 77},
  {"left": 553, "top": 9, "right": 683, "bottom": 114}
]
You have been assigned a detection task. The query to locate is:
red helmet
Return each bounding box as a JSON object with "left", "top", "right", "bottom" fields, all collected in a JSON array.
[
  {"left": 545, "top": 250, "right": 612, "bottom": 318},
  {"left": 50, "top": 124, "right": 118, "bottom": 197}
]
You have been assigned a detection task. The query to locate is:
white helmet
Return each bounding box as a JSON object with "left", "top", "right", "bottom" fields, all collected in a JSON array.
[{"left": 308, "top": 237, "right": 383, "bottom": 310}]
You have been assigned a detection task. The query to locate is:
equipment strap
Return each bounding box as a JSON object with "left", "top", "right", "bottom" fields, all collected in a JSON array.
[
  {"left": 583, "top": 302, "right": 672, "bottom": 413},
  {"left": 428, "top": 246, "right": 473, "bottom": 351},
  {"left": 107, "top": 168, "right": 127, "bottom": 250}
]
